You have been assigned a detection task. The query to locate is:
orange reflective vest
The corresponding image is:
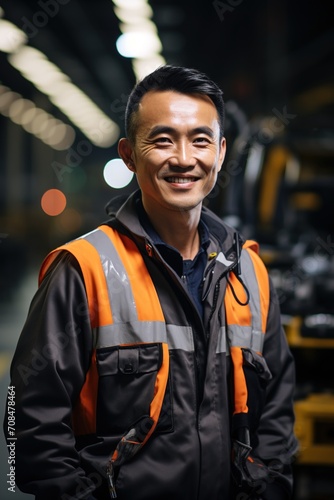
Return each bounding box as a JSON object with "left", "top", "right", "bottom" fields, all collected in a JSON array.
[{"left": 39, "top": 223, "right": 270, "bottom": 493}]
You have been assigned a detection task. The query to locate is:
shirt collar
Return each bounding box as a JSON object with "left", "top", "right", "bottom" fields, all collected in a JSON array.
[{"left": 136, "top": 197, "right": 210, "bottom": 253}]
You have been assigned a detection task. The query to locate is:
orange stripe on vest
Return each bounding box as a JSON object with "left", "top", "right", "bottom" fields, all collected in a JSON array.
[
  {"left": 39, "top": 226, "right": 167, "bottom": 436},
  {"left": 225, "top": 241, "right": 270, "bottom": 418}
]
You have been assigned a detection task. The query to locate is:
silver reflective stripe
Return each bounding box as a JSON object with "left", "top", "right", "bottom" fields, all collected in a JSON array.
[
  {"left": 216, "top": 326, "right": 227, "bottom": 354},
  {"left": 95, "top": 321, "right": 166, "bottom": 348},
  {"left": 218, "top": 324, "right": 263, "bottom": 354},
  {"left": 84, "top": 229, "right": 137, "bottom": 323},
  {"left": 81, "top": 229, "right": 195, "bottom": 352},
  {"left": 166, "top": 325, "right": 194, "bottom": 351},
  {"left": 227, "top": 325, "right": 263, "bottom": 353},
  {"left": 241, "top": 249, "right": 262, "bottom": 337},
  {"left": 226, "top": 249, "right": 265, "bottom": 353},
  {"left": 95, "top": 323, "right": 194, "bottom": 351}
]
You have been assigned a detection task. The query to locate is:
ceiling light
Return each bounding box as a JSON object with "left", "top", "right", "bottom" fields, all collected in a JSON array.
[
  {"left": 112, "top": 0, "right": 149, "bottom": 10},
  {"left": 112, "top": 0, "right": 166, "bottom": 81},
  {"left": 9, "top": 45, "right": 120, "bottom": 147},
  {"left": 116, "top": 31, "right": 162, "bottom": 58},
  {"left": 132, "top": 56, "right": 166, "bottom": 80},
  {"left": 0, "top": 19, "right": 27, "bottom": 53},
  {"left": 8, "top": 98, "right": 35, "bottom": 124},
  {"left": 0, "top": 90, "right": 21, "bottom": 116},
  {"left": 0, "top": 84, "right": 76, "bottom": 151},
  {"left": 114, "top": 4, "right": 153, "bottom": 24},
  {"left": 1, "top": 18, "right": 119, "bottom": 148}
]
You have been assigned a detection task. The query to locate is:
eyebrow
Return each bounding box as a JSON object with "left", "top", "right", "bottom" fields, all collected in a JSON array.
[
  {"left": 147, "top": 126, "right": 175, "bottom": 139},
  {"left": 147, "top": 125, "right": 215, "bottom": 139}
]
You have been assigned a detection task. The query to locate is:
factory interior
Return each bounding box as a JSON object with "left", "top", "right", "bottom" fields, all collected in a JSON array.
[{"left": 0, "top": 0, "right": 333, "bottom": 498}]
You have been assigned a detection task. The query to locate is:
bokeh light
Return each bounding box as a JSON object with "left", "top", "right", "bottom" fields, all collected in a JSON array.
[
  {"left": 41, "top": 189, "right": 67, "bottom": 216},
  {"left": 103, "top": 158, "right": 134, "bottom": 189}
]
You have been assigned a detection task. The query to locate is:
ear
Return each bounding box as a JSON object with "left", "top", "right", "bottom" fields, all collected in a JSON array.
[
  {"left": 217, "top": 137, "right": 226, "bottom": 172},
  {"left": 118, "top": 138, "right": 136, "bottom": 172}
]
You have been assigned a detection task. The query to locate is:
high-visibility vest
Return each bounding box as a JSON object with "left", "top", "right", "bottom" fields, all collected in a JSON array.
[{"left": 39, "top": 223, "right": 270, "bottom": 493}]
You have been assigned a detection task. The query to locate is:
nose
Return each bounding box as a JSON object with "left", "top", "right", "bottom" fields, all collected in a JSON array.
[{"left": 169, "top": 140, "right": 197, "bottom": 169}]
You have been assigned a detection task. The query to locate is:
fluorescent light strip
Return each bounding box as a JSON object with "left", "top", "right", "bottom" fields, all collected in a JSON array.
[
  {"left": 112, "top": 0, "right": 166, "bottom": 80},
  {"left": 0, "top": 17, "right": 120, "bottom": 148},
  {"left": 0, "top": 84, "right": 76, "bottom": 150},
  {"left": 9, "top": 46, "right": 120, "bottom": 147}
]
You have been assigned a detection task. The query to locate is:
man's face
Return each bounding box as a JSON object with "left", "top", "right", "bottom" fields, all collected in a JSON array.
[{"left": 119, "top": 90, "right": 226, "bottom": 216}]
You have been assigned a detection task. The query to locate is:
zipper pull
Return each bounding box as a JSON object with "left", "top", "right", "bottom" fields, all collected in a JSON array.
[
  {"left": 145, "top": 240, "right": 153, "bottom": 257},
  {"left": 107, "top": 462, "right": 117, "bottom": 499}
]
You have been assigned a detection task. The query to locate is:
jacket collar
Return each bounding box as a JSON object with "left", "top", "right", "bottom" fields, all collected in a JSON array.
[{"left": 105, "top": 189, "right": 243, "bottom": 269}]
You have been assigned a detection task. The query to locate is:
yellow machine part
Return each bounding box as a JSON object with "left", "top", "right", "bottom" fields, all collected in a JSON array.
[{"left": 294, "top": 393, "right": 334, "bottom": 465}]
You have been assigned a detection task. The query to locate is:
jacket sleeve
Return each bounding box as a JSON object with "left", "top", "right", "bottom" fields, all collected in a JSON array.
[
  {"left": 252, "top": 278, "right": 299, "bottom": 499},
  {"left": 3, "top": 252, "right": 98, "bottom": 499}
]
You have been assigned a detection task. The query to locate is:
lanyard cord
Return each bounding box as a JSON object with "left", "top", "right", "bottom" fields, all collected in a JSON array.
[{"left": 226, "top": 272, "right": 250, "bottom": 306}]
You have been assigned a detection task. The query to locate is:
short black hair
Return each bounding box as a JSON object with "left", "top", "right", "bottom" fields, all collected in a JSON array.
[{"left": 125, "top": 65, "right": 225, "bottom": 143}]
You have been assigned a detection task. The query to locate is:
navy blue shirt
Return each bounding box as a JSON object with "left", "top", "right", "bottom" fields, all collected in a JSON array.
[{"left": 137, "top": 199, "right": 210, "bottom": 318}]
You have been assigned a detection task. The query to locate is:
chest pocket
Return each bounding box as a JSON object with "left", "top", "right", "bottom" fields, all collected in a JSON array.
[{"left": 96, "top": 343, "right": 171, "bottom": 436}]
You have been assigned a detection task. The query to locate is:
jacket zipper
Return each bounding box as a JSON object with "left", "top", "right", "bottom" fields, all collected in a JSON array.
[{"left": 144, "top": 241, "right": 205, "bottom": 418}]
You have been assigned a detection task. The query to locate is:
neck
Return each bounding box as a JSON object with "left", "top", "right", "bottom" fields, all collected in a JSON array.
[{"left": 143, "top": 202, "right": 201, "bottom": 260}]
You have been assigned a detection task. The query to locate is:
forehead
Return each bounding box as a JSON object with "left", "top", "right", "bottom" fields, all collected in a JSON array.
[{"left": 136, "top": 90, "right": 219, "bottom": 128}]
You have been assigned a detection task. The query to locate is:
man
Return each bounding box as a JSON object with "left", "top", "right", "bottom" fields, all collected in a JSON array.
[{"left": 4, "top": 65, "right": 298, "bottom": 499}]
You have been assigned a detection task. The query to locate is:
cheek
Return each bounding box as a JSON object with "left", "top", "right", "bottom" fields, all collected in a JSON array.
[
  {"left": 132, "top": 164, "right": 157, "bottom": 188},
  {"left": 201, "top": 151, "right": 222, "bottom": 174},
  {"left": 205, "top": 163, "right": 221, "bottom": 187}
]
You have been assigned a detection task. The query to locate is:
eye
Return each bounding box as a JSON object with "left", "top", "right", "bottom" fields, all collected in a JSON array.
[
  {"left": 154, "top": 136, "right": 172, "bottom": 144},
  {"left": 193, "top": 136, "right": 211, "bottom": 145}
]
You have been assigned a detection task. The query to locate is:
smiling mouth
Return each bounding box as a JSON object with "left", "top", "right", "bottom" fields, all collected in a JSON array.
[{"left": 165, "top": 177, "right": 198, "bottom": 183}]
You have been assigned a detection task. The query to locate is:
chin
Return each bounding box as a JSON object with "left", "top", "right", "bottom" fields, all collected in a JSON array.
[{"left": 166, "top": 198, "right": 202, "bottom": 212}]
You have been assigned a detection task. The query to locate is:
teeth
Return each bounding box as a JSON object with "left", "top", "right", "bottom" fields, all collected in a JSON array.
[{"left": 166, "top": 177, "right": 196, "bottom": 183}]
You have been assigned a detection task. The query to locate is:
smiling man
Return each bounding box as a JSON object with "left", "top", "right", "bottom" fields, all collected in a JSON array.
[
  {"left": 5, "top": 65, "right": 298, "bottom": 500},
  {"left": 118, "top": 90, "right": 226, "bottom": 260}
]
